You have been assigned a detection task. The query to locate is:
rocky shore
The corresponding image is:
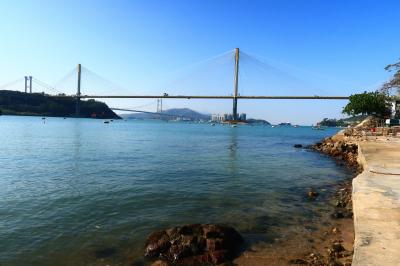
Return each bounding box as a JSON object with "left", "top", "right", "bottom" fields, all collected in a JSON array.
[
  {"left": 141, "top": 130, "right": 361, "bottom": 266},
  {"left": 312, "top": 132, "right": 361, "bottom": 222}
]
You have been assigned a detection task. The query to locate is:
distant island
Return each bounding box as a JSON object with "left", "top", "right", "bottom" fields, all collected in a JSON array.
[
  {"left": 121, "top": 107, "right": 271, "bottom": 124},
  {"left": 0, "top": 90, "right": 120, "bottom": 119}
]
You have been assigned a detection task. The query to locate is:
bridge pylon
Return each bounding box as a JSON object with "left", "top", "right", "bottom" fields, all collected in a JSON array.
[
  {"left": 157, "top": 98, "right": 163, "bottom": 113},
  {"left": 232, "top": 48, "right": 239, "bottom": 121},
  {"left": 75, "top": 64, "right": 81, "bottom": 117},
  {"left": 24, "top": 76, "right": 32, "bottom": 93}
]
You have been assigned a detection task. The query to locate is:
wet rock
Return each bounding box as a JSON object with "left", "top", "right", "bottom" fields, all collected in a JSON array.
[
  {"left": 331, "top": 209, "right": 353, "bottom": 219},
  {"left": 335, "top": 200, "right": 347, "bottom": 208},
  {"left": 294, "top": 144, "right": 303, "bottom": 148},
  {"left": 332, "top": 242, "right": 345, "bottom": 253},
  {"left": 144, "top": 224, "right": 244, "bottom": 265},
  {"left": 307, "top": 190, "right": 319, "bottom": 200}
]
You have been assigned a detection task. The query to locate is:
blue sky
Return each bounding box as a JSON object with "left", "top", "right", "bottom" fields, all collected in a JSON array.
[{"left": 0, "top": 0, "right": 399, "bottom": 124}]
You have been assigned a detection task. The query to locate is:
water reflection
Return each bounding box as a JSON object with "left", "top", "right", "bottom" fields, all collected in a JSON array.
[{"left": 228, "top": 128, "right": 238, "bottom": 175}]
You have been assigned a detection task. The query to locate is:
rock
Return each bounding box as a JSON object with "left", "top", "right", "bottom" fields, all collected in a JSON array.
[
  {"left": 332, "top": 227, "right": 340, "bottom": 234},
  {"left": 335, "top": 200, "right": 347, "bottom": 208},
  {"left": 294, "top": 144, "right": 303, "bottom": 148},
  {"left": 151, "top": 260, "right": 170, "bottom": 266},
  {"left": 331, "top": 209, "right": 353, "bottom": 219},
  {"left": 144, "top": 224, "right": 244, "bottom": 264},
  {"left": 307, "top": 190, "right": 319, "bottom": 200},
  {"left": 289, "top": 258, "right": 308, "bottom": 264},
  {"left": 332, "top": 242, "right": 345, "bottom": 253}
]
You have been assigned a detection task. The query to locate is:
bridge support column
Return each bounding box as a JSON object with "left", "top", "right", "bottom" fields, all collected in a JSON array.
[
  {"left": 232, "top": 48, "right": 239, "bottom": 121},
  {"left": 24, "top": 76, "right": 27, "bottom": 93},
  {"left": 29, "top": 76, "right": 32, "bottom": 93},
  {"left": 75, "top": 64, "right": 82, "bottom": 117}
]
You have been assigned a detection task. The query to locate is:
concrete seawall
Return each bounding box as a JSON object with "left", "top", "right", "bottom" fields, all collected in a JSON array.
[{"left": 352, "top": 139, "right": 400, "bottom": 265}]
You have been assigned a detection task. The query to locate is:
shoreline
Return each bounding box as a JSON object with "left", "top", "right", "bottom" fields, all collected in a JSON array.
[{"left": 233, "top": 130, "right": 359, "bottom": 265}]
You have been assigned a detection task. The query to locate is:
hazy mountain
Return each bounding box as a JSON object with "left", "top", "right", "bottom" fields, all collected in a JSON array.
[{"left": 121, "top": 108, "right": 211, "bottom": 121}]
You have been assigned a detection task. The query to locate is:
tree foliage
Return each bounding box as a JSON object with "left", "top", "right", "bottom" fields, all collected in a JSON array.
[
  {"left": 342, "top": 91, "right": 391, "bottom": 117},
  {"left": 0, "top": 90, "right": 119, "bottom": 118},
  {"left": 381, "top": 59, "right": 400, "bottom": 94}
]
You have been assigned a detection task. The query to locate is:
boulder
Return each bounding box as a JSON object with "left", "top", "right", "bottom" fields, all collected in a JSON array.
[
  {"left": 144, "top": 224, "right": 244, "bottom": 265},
  {"left": 307, "top": 190, "right": 319, "bottom": 200}
]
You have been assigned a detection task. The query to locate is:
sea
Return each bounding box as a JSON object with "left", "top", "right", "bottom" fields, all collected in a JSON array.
[{"left": 0, "top": 116, "right": 353, "bottom": 265}]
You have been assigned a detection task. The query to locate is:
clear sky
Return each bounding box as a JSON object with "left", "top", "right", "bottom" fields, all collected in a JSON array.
[{"left": 0, "top": 0, "right": 399, "bottom": 124}]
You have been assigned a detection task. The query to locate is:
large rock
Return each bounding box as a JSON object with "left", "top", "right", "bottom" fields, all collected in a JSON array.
[{"left": 144, "top": 224, "right": 244, "bottom": 265}]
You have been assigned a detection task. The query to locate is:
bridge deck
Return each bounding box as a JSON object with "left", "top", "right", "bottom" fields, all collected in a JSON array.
[{"left": 53, "top": 95, "right": 349, "bottom": 100}]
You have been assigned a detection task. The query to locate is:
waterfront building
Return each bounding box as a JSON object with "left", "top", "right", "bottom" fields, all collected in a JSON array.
[{"left": 211, "top": 114, "right": 225, "bottom": 122}]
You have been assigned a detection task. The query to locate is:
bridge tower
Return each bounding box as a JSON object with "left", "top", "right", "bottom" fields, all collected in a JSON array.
[
  {"left": 75, "top": 64, "right": 81, "bottom": 117},
  {"left": 232, "top": 48, "right": 239, "bottom": 121},
  {"left": 24, "top": 76, "right": 32, "bottom": 93},
  {"left": 157, "top": 99, "right": 163, "bottom": 113},
  {"left": 29, "top": 76, "right": 32, "bottom": 93}
]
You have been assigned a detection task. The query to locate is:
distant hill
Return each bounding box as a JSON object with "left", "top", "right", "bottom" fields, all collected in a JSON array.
[
  {"left": 0, "top": 90, "right": 120, "bottom": 119},
  {"left": 317, "top": 115, "right": 368, "bottom": 127},
  {"left": 121, "top": 108, "right": 211, "bottom": 121},
  {"left": 246, "top": 118, "right": 271, "bottom": 125}
]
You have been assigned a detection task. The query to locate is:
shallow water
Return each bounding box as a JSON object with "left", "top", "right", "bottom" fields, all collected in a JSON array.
[{"left": 0, "top": 116, "right": 352, "bottom": 265}]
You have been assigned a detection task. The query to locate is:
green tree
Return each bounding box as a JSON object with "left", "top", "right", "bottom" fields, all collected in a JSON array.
[{"left": 343, "top": 91, "right": 391, "bottom": 117}]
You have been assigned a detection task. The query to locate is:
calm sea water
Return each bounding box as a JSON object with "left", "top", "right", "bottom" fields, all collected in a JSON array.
[{"left": 0, "top": 116, "right": 352, "bottom": 265}]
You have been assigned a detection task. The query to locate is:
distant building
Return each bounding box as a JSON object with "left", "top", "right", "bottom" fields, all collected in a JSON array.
[
  {"left": 224, "top": 114, "right": 233, "bottom": 121},
  {"left": 211, "top": 113, "right": 247, "bottom": 122},
  {"left": 211, "top": 114, "right": 225, "bottom": 122},
  {"left": 391, "top": 100, "right": 400, "bottom": 119}
]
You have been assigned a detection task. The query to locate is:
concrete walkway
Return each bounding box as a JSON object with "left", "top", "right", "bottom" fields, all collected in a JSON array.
[{"left": 353, "top": 139, "right": 400, "bottom": 265}]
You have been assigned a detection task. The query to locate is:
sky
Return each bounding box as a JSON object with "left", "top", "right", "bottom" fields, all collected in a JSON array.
[{"left": 0, "top": 0, "right": 399, "bottom": 124}]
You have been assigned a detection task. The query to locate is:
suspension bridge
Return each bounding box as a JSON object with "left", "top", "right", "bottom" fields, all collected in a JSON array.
[{"left": 0, "top": 48, "right": 349, "bottom": 120}]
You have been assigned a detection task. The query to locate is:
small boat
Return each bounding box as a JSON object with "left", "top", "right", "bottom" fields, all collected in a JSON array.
[
  {"left": 312, "top": 126, "right": 325, "bottom": 130},
  {"left": 104, "top": 120, "right": 110, "bottom": 124},
  {"left": 231, "top": 125, "right": 237, "bottom": 128},
  {"left": 211, "top": 123, "right": 215, "bottom": 126}
]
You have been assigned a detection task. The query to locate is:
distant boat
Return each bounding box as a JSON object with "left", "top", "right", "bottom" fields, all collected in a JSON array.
[
  {"left": 293, "top": 125, "right": 299, "bottom": 128},
  {"left": 312, "top": 126, "right": 325, "bottom": 130},
  {"left": 231, "top": 125, "right": 237, "bottom": 128},
  {"left": 211, "top": 123, "right": 215, "bottom": 126},
  {"left": 104, "top": 120, "right": 110, "bottom": 124}
]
